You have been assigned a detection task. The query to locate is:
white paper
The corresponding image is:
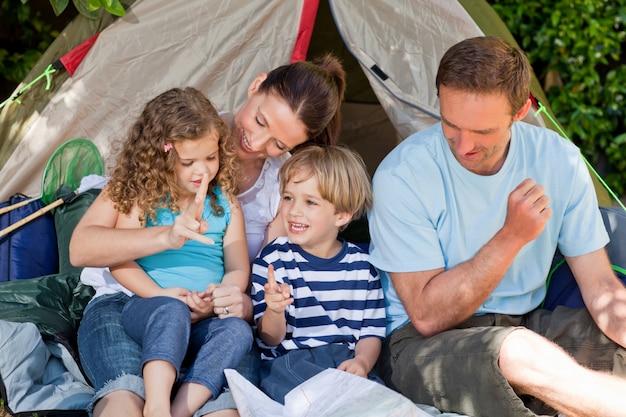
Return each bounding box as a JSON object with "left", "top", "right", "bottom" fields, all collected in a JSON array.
[{"left": 225, "top": 368, "right": 433, "bottom": 417}]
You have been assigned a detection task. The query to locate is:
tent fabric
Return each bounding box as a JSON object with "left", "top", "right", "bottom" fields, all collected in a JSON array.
[
  {"left": 0, "top": 0, "right": 305, "bottom": 201},
  {"left": 58, "top": 34, "right": 101, "bottom": 76},
  {"left": 0, "top": 10, "right": 114, "bottom": 173},
  {"left": 0, "top": 0, "right": 611, "bottom": 205}
]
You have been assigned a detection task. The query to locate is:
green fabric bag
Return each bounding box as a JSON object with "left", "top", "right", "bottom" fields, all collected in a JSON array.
[
  {"left": 0, "top": 273, "right": 94, "bottom": 337},
  {"left": 52, "top": 187, "right": 101, "bottom": 275}
]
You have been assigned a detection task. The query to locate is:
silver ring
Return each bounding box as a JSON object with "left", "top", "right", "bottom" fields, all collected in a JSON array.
[{"left": 223, "top": 306, "right": 229, "bottom": 315}]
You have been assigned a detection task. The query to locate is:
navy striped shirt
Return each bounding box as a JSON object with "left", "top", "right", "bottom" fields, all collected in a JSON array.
[{"left": 251, "top": 237, "right": 386, "bottom": 361}]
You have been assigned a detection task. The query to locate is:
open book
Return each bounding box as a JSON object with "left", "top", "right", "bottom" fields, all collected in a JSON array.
[{"left": 225, "top": 368, "right": 433, "bottom": 417}]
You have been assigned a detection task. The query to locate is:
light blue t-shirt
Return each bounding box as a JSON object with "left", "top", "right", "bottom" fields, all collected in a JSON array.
[
  {"left": 368, "top": 122, "right": 609, "bottom": 335},
  {"left": 136, "top": 186, "right": 231, "bottom": 292}
]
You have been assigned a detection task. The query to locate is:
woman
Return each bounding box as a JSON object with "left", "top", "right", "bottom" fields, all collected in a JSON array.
[{"left": 70, "top": 54, "right": 346, "bottom": 417}]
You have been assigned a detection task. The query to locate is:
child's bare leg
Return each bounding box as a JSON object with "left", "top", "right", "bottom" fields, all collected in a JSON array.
[
  {"left": 171, "top": 382, "right": 213, "bottom": 417},
  {"left": 143, "top": 359, "right": 176, "bottom": 417},
  {"left": 200, "top": 410, "right": 239, "bottom": 417},
  {"left": 93, "top": 390, "right": 144, "bottom": 417}
]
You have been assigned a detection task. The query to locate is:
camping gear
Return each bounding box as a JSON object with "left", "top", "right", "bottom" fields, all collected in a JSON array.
[
  {"left": 0, "top": 138, "right": 103, "bottom": 214},
  {"left": 0, "top": 138, "right": 104, "bottom": 238},
  {"left": 0, "top": 273, "right": 94, "bottom": 416},
  {"left": 544, "top": 206, "right": 626, "bottom": 310},
  {"left": 0, "top": 182, "right": 98, "bottom": 415},
  {"left": 0, "top": 194, "right": 58, "bottom": 281},
  {"left": 0, "top": 0, "right": 613, "bottom": 207}
]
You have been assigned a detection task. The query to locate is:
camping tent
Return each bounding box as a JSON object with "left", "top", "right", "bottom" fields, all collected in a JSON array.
[{"left": 0, "top": 0, "right": 611, "bottom": 205}]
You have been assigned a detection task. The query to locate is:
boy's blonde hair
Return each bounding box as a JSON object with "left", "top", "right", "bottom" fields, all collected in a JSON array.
[{"left": 279, "top": 145, "right": 372, "bottom": 221}]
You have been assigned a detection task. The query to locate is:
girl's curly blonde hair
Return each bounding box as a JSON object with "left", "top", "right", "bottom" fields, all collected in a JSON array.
[{"left": 107, "top": 87, "right": 238, "bottom": 224}]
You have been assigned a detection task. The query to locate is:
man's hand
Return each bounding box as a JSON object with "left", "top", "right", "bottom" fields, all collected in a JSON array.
[{"left": 504, "top": 178, "right": 552, "bottom": 244}]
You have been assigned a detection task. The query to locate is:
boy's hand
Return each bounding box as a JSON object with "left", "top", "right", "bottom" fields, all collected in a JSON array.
[
  {"left": 337, "top": 357, "right": 368, "bottom": 378},
  {"left": 264, "top": 264, "right": 293, "bottom": 314}
]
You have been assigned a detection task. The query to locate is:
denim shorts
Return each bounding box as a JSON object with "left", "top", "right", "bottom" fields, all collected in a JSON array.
[
  {"left": 78, "top": 292, "right": 261, "bottom": 416},
  {"left": 260, "top": 343, "right": 382, "bottom": 404},
  {"left": 122, "top": 295, "right": 253, "bottom": 397},
  {"left": 379, "top": 306, "right": 626, "bottom": 417}
]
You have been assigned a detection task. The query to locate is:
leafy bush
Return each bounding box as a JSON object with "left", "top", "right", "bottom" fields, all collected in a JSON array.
[
  {"left": 489, "top": 0, "right": 626, "bottom": 196},
  {"left": 0, "top": 1, "right": 126, "bottom": 99},
  {"left": 47, "top": 0, "right": 126, "bottom": 20},
  {"left": 0, "top": 1, "right": 59, "bottom": 85}
]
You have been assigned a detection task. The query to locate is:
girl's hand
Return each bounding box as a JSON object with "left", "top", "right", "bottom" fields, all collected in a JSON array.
[
  {"left": 186, "top": 290, "right": 214, "bottom": 323},
  {"left": 264, "top": 265, "right": 293, "bottom": 314},
  {"left": 210, "top": 283, "right": 247, "bottom": 319},
  {"left": 337, "top": 357, "right": 368, "bottom": 378},
  {"left": 168, "top": 173, "right": 214, "bottom": 248},
  {"left": 159, "top": 286, "right": 191, "bottom": 302}
]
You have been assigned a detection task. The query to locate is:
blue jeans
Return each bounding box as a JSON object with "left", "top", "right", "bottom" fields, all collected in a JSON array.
[
  {"left": 121, "top": 295, "right": 252, "bottom": 396},
  {"left": 260, "top": 343, "right": 383, "bottom": 404},
  {"left": 78, "top": 292, "right": 259, "bottom": 416}
]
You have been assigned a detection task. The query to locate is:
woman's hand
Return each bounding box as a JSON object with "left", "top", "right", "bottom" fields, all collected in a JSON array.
[{"left": 209, "top": 283, "right": 249, "bottom": 320}]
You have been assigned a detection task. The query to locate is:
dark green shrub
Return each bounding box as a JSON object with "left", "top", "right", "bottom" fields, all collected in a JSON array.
[
  {"left": 0, "top": 1, "right": 126, "bottom": 99},
  {"left": 489, "top": 0, "right": 626, "bottom": 196}
]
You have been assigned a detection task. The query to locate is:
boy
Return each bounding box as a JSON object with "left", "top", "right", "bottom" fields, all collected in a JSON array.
[{"left": 251, "top": 145, "right": 386, "bottom": 403}]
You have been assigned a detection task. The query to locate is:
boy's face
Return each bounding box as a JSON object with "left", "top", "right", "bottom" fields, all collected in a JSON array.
[{"left": 279, "top": 173, "right": 351, "bottom": 258}]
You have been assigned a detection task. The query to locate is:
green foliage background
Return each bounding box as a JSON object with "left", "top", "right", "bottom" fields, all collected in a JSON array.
[
  {"left": 0, "top": 1, "right": 61, "bottom": 86},
  {"left": 488, "top": 0, "right": 626, "bottom": 198},
  {"left": 0, "top": 0, "right": 125, "bottom": 98}
]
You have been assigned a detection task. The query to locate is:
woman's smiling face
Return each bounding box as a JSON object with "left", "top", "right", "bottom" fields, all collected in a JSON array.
[{"left": 233, "top": 90, "right": 308, "bottom": 161}]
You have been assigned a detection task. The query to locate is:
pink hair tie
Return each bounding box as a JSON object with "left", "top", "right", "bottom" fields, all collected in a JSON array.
[{"left": 164, "top": 143, "right": 173, "bottom": 153}]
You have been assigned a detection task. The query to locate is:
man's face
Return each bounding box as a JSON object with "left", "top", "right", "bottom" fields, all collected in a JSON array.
[{"left": 439, "top": 86, "right": 519, "bottom": 176}]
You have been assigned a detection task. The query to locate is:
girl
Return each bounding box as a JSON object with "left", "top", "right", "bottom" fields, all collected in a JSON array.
[
  {"left": 73, "top": 54, "right": 346, "bottom": 417},
  {"left": 107, "top": 87, "right": 252, "bottom": 417}
]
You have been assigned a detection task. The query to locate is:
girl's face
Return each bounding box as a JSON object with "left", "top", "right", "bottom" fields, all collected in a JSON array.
[
  {"left": 279, "top": 173, "right": 351, "bottom": 258},
  {"left": 233, "top": 75, "right": 308, "bottom": 161},
  {"left": 174, "top": 132, "right": 220, "bottom": 198}
]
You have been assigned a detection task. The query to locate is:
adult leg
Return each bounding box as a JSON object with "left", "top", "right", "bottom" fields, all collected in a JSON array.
[
  {"left": 123, "top": 296, "right": 191, "bottom": 417},
  {"left": 172, "top": 317, "right": 252, "bottom": 417},
  {"left": 77, "top": 292, "right": 145, "bottom": 416},
  {"left": 501, "top": 310, "right": 626, "bottom": 417},
  {"left": 382, "top": 321, "right": 534, "bottom": 417}
]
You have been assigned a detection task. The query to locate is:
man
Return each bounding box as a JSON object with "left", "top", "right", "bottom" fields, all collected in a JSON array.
[{"left": 368, "top": 36, "right": 626, "bottom": 417}]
